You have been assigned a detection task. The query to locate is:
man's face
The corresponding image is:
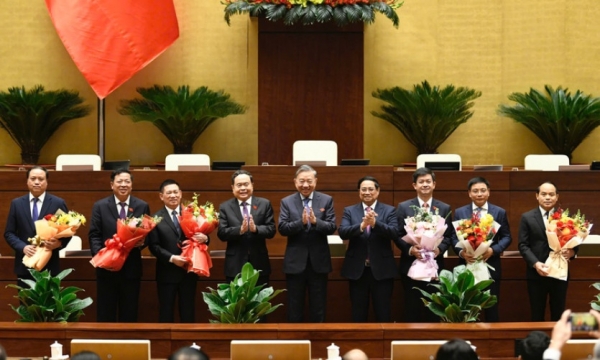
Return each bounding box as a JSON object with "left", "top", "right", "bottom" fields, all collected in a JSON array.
[
  {"left": 294, "top": 170, "right": 317, "bottom": 197},
  {"left": 159, "top": 184, "right": 182, "bottom": 209},
  {"left": 232, "top": 174, "right": 254, "bottom": 201},
  {"left": 111, "top": 173, "right": 132, "bottom": 200},
  {"left": 359, "top": 180, "right": 379, "bottom": 207},
  {"left": 536, "top": 183, "right": 559, "bottom": 211},
  {"left": 468, "top": 182, "right": 490, "bottom": 208},
  {"left": 27, "top": 169, "right": 47, "bottom": 197},
  {"left": 413, "top": 174, "right": 436, "bottom": 198}
]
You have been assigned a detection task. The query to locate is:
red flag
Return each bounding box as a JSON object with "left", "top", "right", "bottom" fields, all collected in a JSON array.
[{"left": 45, "top": 0, "right": 179, "bottom": 99}]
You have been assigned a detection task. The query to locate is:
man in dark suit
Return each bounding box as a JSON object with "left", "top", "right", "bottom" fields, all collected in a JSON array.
[
  {"left": 278, "top": 165, "right": 337, "bottom": 323},
  {"left": 396, "top": 167, "right": 453, "bottom": 323},
  {"left": 148, "top": 179, "right": 206, "bottom": 323},
  {"left": 339, "top": 176, "right": 400, "bottom": 322},
  {"left": 519, "top": 181, "right": 575, "bottom": 321},
  {"left": 218, "top": 170, "right": 276, "bottom": 287},
  {"left": 4, "top": 166, "right": 70, "bottom": 286},
  {"left": 88, "top": 169, "right": 150, "bottom": 322},
  {"left": 452, "top": 176, "right": 512, "bottom": 322}
]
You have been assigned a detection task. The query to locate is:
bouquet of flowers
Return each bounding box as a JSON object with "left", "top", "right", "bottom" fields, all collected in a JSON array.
[
  {"left": 23, "top": 209, "right": 86, "bottom": 271},
  {"left": 178, "top": 193, "right": 219, "bottom": 277},
  {"left": 402, "top": 205, "right": 448, "bottom": 281},
  {"left": 545, "top": 208, "right": 592, "bottom": 280},
  {"left": 90, "top": 214, "right": 162, "bottom": 271},
  {"left": 453, "top": 212, "right": 500, "bottom": 283}
]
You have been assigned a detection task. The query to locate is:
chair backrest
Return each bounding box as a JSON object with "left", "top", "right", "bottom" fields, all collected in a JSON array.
[
  {"left": 164, "top": 154, "right": 211, "bottom": 171},
  {"left": 524, "top": 154, "right": 569, "bottom": 171},
  {"left": 416, "top": 154, "right": 462, "bottom": 171},
  {"left": 231, "top": 340, "right": 311, "bottom": 360},
  {"left": 56, "top": 154, "right": 101, "bottom": 171},
  {"left": 293, "top": 140, "right": 337, "bottom": 166},
  {"left": 390, "top": 340, "right": 446, "bottom": 360},
  {"left": 59, "top": 235, "right": 82, "bottom": 258},
  {"left": 561, "top": 339, "right": 597, "bottom": 360}
]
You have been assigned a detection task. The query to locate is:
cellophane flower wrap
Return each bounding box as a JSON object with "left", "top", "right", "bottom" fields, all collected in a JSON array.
[
  {"left": 90, "top": 215, "right": 162, "bottom": 271},
  {"left": 402, "top": 205, "right": 448, "bottom": 281},
  {"left": 453, "top": 212, "right": 500, "bottom": 283},
  {"left": 23, "top": 209, "right": 86, "bottom": 271},
  {"left": 545, "top": 208, "right": 592, "bottom": 281},
  {"left": 178, "top": 193, "right": 219, "bottom": 277}
]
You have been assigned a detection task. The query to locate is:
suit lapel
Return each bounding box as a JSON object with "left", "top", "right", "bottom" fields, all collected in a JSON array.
[
  {"left": 107, "top": 196, "right": 120, "bottom": 221},
  {"left": 21, "top": 196, "right": 36, "bottom": 233},
  {"left": 38, "top": 195, "right": 53, "bottom": 220},
  {"left": 161, "top": 207, "right": 179, "bottom": 236},
  {"left": 534, "top": 210, "right": 546, "bottom": 233},
  {"left": 234, "top": 199, "right": 245, "bottom": 223},
  {"left": 295, "top": 193, "right": 305, "bottom": 214}
]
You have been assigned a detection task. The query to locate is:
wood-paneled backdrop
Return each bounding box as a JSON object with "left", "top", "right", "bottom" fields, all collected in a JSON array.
[{"left": 258, "top": 19, "right": 364, "bottom": 165}]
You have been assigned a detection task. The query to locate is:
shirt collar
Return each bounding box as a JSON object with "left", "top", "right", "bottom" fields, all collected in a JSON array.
[
  {"left": 418, "top": 197, "right": 432, "bottom": 207},
  {"left": 363, "top": 201, "right": 377, "bottom": 210},
  {"left": 299, "top": 193, "right": 313, "bottom": 201},
  {"left": 165, "top": 205, "right": 181, "bottom": 214},
  {"left": 29, "top": 192, "right": 46, "bottom": 203},
  {"left": 238, "top": 197, "right": 253, "bottom": 206},
  {"left": 472, "top": 202, "right": 488, "bottom": 211},
  {"left": 114, "top": 195, "right": 131, "bottom": 206}
]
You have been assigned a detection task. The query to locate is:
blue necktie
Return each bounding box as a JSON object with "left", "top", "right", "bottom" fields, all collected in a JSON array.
[
  {"left": 303, "top": 197, "right": 311, "bottom": 230},
  {"left": 119, "top": 202, "right": 127, "bottom": 219},
  {"left": 32, "top": 198, "right": 39, "bottom": 221},
  {"left": 172, "top": 210, "right": 181, "bottom": 236}
]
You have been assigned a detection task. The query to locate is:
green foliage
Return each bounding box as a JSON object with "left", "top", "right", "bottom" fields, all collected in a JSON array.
[
  {"left": 0, "top": 85, "right": 91, "bottom": 164},
  {"left": 372, "top": 81, "right": 481, "bottom": 155},
  {"left": 118, "top": 85, "right": 246, "bottom": 154},
  {"left": 202, "top": 262, "right": 285, "bottom": 323},
  {"left": 498, "top": 85, "right": 600, "bottom": 160},
  {"left": 223, "top": 2, "right": 402, "bottom": 27},
  {"left": 414, "top": 265, "right": 497, "bottom": 323},
  {"left": 590, "top": 282, "right": 600, "bottom": 311},
  {"left": 7, "top": 268, "right": 93, "bottom": 322}
]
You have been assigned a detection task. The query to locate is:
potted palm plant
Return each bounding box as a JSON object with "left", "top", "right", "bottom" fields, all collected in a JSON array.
[
  {"left": 118, "top": 85, "right": 246, "bottom": 154},
  {"left": 372, "top": 80, "right": 482, "bottom": 155},
  {"left": 0, "top": 85, "right": 91, "bottom": 164},
  {"left": 498, "top": 85, "right": 600, "bottom": 161},
  {"left": 202, "top": 262, "right": 284, "bottom": 323},
  {"left": 414, "top": 265, "right": 497, "bottom": 323}
]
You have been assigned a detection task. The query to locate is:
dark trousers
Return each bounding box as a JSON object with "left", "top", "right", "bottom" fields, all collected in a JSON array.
[
  {"left": 483, "top": 277, "right": 500, "bottom": 322},
  {"left": 349, "top": 267, "right": 393, "bottom": 322},
  {"left": 157, "top": 272, "right": 198, "bottom": 323},
  {"left": 96, "top": 277, "right": 140, "bottom": 322},
  {"left": 286, "top": 262, "right": 328, "bottom": 323},
  {"left": 527, "top": 276, "right": 569, "bottom": 321},
  {"left": 401, "top": 274, "right": 439, "bottom": 323}
]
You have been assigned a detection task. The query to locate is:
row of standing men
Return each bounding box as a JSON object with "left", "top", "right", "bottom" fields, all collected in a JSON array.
[{"left": 4, "top": 165, "right": 571, "bottom": 323}]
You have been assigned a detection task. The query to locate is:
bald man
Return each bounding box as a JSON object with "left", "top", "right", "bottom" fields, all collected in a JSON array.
[{"left": 342, "top": 349, "right": 368, "bottom": 360}]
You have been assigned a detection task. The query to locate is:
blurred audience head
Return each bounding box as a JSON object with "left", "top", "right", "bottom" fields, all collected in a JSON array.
[
  {"left": 342, "top": 348, "right": 368, "bottom": 360},
  {"left": 435, "top": 339, "right": 478, "bottom": 360},
  {"left": 169, "top": 346, "right": 210, "bottom": 360},
  {"left": 519, "top": 331, "right": 550, "bottom": 360},
  {"left": 0, "top": 343, "right": 6, "bottom": 360},
  {"left": 71, "top": 351, "right": 101, "bottom": 360}
]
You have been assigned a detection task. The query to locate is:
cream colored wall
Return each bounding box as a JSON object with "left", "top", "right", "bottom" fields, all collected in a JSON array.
[{"left": 1, "top": 1, "right": 600, "bottom": 166}]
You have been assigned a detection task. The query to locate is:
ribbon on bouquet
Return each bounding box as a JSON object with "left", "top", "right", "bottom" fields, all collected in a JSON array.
[{"left": 407, "top": 249, "right": 439, "bottom": 281}]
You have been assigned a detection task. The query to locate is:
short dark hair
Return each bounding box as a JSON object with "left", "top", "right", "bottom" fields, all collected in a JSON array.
[
  {"left": 110, "top": 169, "right": 133, "bottom": 181},
  {"left": 71, "top": 351, "right": 101, "bottom": 360},
  {"left": 0, "top": 343, "right": 6, "bottom": 360},
  {"left": 26, "top": 166, "right": 48, "bottom": 180},
  {"left": 413, "top": 167, "right": 435, "bottom": 183},
  {"left": 357, "top": 176, "right": 380, "bottom": 190},
  {"left": 231, "top": 170, "right": 253, "bottom": 185},
  {"left": 537, "top": 181, "right": 558, "bottom": 194},
  {"left": 520, "top": 331, "right": 550, "bottom": 360},
  {"left": 467, "top": 177, "right": 490, "bottom": 190},
  {"left": 435, "top": 339, "right": 478, "bottom": 360},
  {"left": 168, "top": 346, "right": 210, "bottom": 360},
  {"left": 159, "top": 179, "right": 180, "bottom": 192}
]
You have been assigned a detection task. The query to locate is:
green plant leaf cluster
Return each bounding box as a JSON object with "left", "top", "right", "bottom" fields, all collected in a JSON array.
[
  {"left": 372, "top": 81, "right": 481, "bottom": 155},
  {"left": 223, "top": 2, "right": 401, "bottom": 27},
  {"left": 0, "top": 85, "right": 91, "bottom": 164},
  {"left": 202, "top": 262, "right": 285, "bottom": 323},
  {"left": 118, "top": 85, "right": 246, "bottom": 154},
  {"left": 7, "top": 268, "right": 93, "bottom": 322},
  {"left": 414, "top": 265, "right": 497, "bottom": 323},
  {"left": 590, "top": 282, "right": 600, "bottom": 311},
  {"left": 498, "top": 85, "right": 600, "bottom": 160}
]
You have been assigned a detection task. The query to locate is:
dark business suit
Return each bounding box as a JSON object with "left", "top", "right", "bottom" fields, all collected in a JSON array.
[
  {"left": 452, "top": 202, "right": 512, "bottom": 322},
  {"left": 217, "top": 196, "right": 276, "bottom": 286},
  {"left": 396, "top": 197, "right": 453, "bottom": 322},
  {"left": 278, "top": 191, "right": 336, "bottom": 322},
  {"left": 519, "top": 208, "right": 575, "bottom": 321},
  {"left": 147, "top": 205, "right": 198, "bottom": 323},
  {"left": 4, "top": 193, "right": 70, "bottom": 281},
  {"left": 88, "top": 195, "right": 150, "bottom": 322},
  {"left": 339, "top": 201, "right": 400, "bottom": 322}
]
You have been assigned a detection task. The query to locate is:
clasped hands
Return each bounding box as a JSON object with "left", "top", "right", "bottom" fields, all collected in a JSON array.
[
  {"left": 360, "top": 210, "right": 378, "bottom": 232},
  {"left": 24, "top": 237, "right": 61, "bottom": 256},
  {"left": 302, "top": 208, "right": 317, "bottom": 226},
  {"left": 410, "top": 245, "right": 440, "bottom": 259},
  {"left": 240, "top": 215, "right": 257, "bottom": 234},
  {"left": 460, "top": 248, "right": 493, "bottom": 263}
]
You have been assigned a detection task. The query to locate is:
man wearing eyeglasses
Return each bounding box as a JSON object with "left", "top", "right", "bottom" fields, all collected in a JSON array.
[
  {"left": 278, "top": 165, "right": 337, "bottom": 322},
  {"left": 452, "top": 176, "right": 512, "bottom": 322}
]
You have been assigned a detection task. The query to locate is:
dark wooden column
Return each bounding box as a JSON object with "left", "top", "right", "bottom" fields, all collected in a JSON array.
[{"left": 258, "top": 17, "right": 364, "bottom": 165}]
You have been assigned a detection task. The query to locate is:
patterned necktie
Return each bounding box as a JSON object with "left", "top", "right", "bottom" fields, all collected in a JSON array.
[
  {"left": 303, "top": 197, "right": 311, "bottom": 230},
  {"left": 119, "top": 202, "right": 127, "bottom": 219},
  {"left": 365, "top": 206, "right": 372, "bottom": 234},
  {"left": 474, "top": 207, "right": 482, "bottom": 218},
  {"left": 32, "top": 198, "right": 39, "bottom": 221},
  {"left": 172, "top": 210, "right": 181, "bottom": 236},
  {"left": 422, "top": 202, "right": 429, "bottom": 211},
  {"left": 241, "top": 202, "right": 249, "bottom": 219}
]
